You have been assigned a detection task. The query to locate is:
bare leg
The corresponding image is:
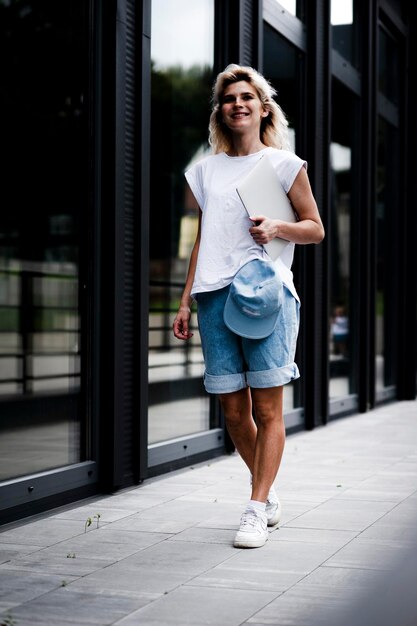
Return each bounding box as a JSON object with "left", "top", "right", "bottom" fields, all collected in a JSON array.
[
  {"left": 250, "top": 386, "right": 284, "bottom": 502},
  {"left": 219, "top": 388, "right": 257, "bottom": 471},
  {"left": 220, "top": 386, "right": 285, "bottom": 503}
]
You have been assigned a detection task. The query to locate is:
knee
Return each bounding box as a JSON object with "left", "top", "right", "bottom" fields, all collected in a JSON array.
[
  {"left": 221, "top": 401, "right": 250, "bottom": 430},
  {"left": 253, "top": 400, "right": 282, "bottom": 427}
]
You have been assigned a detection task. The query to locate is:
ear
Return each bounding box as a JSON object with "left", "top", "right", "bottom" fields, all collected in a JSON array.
[{"left": 261, "top": 109, "right": 269, "bottom": 118}]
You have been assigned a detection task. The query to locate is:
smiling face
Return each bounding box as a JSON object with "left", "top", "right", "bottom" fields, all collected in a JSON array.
[{"left": 220, "top": 80, "right": 269, "bottom": 134}]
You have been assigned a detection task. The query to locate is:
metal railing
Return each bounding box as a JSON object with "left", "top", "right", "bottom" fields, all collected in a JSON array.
[{"left": 0, "top": 267, "right": 80, "bottom": 396}]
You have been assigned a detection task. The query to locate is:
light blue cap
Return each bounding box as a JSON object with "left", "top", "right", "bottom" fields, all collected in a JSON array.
[{"left": 223, "top": 259, "right": 283, "bottom": 339}]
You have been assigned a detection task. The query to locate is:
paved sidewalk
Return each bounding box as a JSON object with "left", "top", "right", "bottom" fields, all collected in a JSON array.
[{"left": 1, "top": 400, "right": 417, "bottom": 626}]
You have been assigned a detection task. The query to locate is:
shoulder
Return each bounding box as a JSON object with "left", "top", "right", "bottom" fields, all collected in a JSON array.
[
  {"left": 186, "top": 151, "right": 223, "bottom": 176},
  {"left": 266, "top": 147, "right": 307, "bottom": 168}
]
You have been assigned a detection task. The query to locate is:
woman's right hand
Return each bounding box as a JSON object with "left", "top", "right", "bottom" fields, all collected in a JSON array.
[{"left": 173, "top": 306, "right": 194, "bottom": 340}]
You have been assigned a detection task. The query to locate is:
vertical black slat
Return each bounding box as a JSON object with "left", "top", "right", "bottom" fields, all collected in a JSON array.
[
  {"left": 215, "top": 0, "right": 262, "bottom": 69},
  {"left": 239, "top": 0, "right": 262, "bottom": 68},
  {"left": 90, "top": 0, "right": 104, "bottom": 468},
  {"left": 112, "top": 0, "right": 137, "bottom": 487},
  {"left": 99, "top": 0, "right": 117, "bottom": 491},
  {"left": 304, "top": 0, "right": 331, "bottom": 429},
  {"left": 134, "top": 0, "right": 151, "bottom": 483},
  {"left": 397, "top": 3, "right": 417, "bottom": 400},
  {"left": 358, "top": 1, "right": 377, "bottom": 412}
]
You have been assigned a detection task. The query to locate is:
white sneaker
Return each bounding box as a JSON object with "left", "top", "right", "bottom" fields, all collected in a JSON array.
[
  {"left": 266, "top": 497, "right": 282, "bottom": 526},
  {"left": 233, "top": 508, "right": 268, "bottom": 548}
]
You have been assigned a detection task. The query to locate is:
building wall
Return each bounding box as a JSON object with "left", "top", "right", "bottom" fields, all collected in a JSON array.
[{"left": 0, "top": 0, "right": 416, "bottom": 523}]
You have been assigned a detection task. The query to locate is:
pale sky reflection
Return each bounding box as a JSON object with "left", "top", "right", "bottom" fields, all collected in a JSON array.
[{"left": 151, "top": 0, "right": 214, "bottom": 70}]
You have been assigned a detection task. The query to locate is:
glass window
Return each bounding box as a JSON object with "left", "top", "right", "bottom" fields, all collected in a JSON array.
[
  {"left": 149, "top": 0, "right": 215, "bottom": 446},
  {"left": 329, "top": 80, "right": 358, "bottom": 400},
  {"left": 0, "top": 1, "right": 89, "bottom": 480},
  {"left": 275, "top": 0, "right": 296, "bottom": 17},
  {"left": 331, "top": 0, "right": 360, "bottom": 69},
  {"left": 378, "top": 27, "right": 400, "bottom": 105},
  {"left": 263, "top": 23, "right": 303, "bottom": 411},
  {"left": 376, "top": 118, "right": 399, "bottom": 392}
]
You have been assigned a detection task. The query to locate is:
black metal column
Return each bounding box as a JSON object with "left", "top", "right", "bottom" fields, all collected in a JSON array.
[
  {"left": 99, "top": 0, "right": 140, "bottom": 490},
  {"left": 215, "top": 0, "right": 262, "bottom": 70},
  {"left": 397, "top": 3, "right": 417, "bottom": 400},
  {"left": 303, "top": 0, "right": 331, "bottom": 429}
]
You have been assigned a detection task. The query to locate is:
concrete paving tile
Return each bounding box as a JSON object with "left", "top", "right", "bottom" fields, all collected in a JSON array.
[
  {"left": 1, "top": 400, "right": 415, "bottom": 626},
  {"left": 245, "top": 589, "right": 353, "bottom": 626},
  {"left": 195, "top": 506, "right": 244, "bottom": 530},
  {"left": 105, "top": 512, "right": 197, "bottom": 534},
  {"left": 360, "top": 470, "right": 417, "bottom": 487},
  {"left": 228, "top": 537, "right": 340, "bottom": 572},
  {"left": 179, "top": 476, "right": 250, "bottom": 499},
  {"left": 0, "top": 543, "right": 42, "bottom": 564},
  {"left": 279, "top": 500, "right": 333, "bottom": 524},
  {"left": 0, "top": 569, "right": 77, "bottom": 605},
  {"left": 185, "top": 565, "right": 304, "bottom": 593},
  {"left": 334, "top": 486, "right": 414, "bottom": 502},
  {"left": 67, "top": 564, "right": 192, "bottom": 596},
  {"left": 41, "top": 528, "right": 171, "bottom": 560},
  {"left": 286, "top": 498, "right": 396, "bottom": 531},
  {"left": 245, "top": 564, "right": 386, "bottom": 625},
  {"left": 324, "top": 538, "right": 410, "bottom": 570},
  {"left": 373, "top": 502, "right": 417, "bottom": 528},
  {"left": 290, "top": 563, "right": 384, "bottom": 593},
  {"left": 192, "top": 499, "right": 314, "bottom": 532},
  {"left": 111, "top": 498, "right": 222, "bottom": 525},
  {"left": 53, "top": 504, "right": 139, "bottom": 523},
  {"left": 95, "top": 490, "right": 200, "bottom": 510},
  {"left": 278, "top": 482, "right": 350, "bottom": 503},
  {"left": 359, "top": 522, "right": 417, "bottom": 542},
  {"left": 188, "top": 538, "right": 341, "bottom": 593},
  {"left": 106, "top": 538, "right": 236, "bottom": 574},
  {"left": 0, "top": 528, "right": 167, "bottom": 575},
  {"left": 168, "top": 526, "right": 235, "bottom": 544},
  {"left": 0, "top": 519, "right": 85, "bottom": 547},
  {"left": 113, "top": 585, "right": 277, "bottom": 626},
  {"left": 270, "top": 526, "right": 357, "bottom": 547},
  {"left": 68, "top": 540, "right": 236, "bottom": 596},
  {"left": 0, "top": 552, "right": 112, "bottom": 577},
  {"left": 7, "top": 587, "right": 148, "bottom": 625}
]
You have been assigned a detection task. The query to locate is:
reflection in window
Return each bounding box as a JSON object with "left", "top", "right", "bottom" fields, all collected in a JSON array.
[
  {"left": 331, "top": 0, "right": 359, "bottom": 69},
  {"left": 376, "top": 118, "right": 398, "bottom": 391},
  {"left": 149, "top": 0, "right": 215, "bottom": 445},
  {"left": 0, "top": 1, "right": 88, "bottom": 480},
  {"left": 378, "top": 27, "right": 400, "bottom": 105},
  {"left": 329, "top": 80, "right": 357, "bottom": 399},
  {"left": 275, "top": 0, "right": 297, "bottom": 17}
]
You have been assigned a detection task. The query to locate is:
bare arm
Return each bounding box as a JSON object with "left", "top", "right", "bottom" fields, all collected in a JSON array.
[
  {"left": 249, "top": 167, "right": 325, "bottom": 245},
  {"left": 173, "top": 210, "right": 202, "bottom": 341}
]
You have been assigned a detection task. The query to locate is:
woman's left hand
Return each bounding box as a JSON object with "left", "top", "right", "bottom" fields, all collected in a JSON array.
[{"left": 249, "top": 216, "right": 281, "bottom": 245}]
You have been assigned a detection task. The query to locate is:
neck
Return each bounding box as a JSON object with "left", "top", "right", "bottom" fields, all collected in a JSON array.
[{"left": 227, "top": 133, "right": 266, "bottom": 157}]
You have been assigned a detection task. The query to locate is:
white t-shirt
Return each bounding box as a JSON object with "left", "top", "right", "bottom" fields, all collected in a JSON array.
[{"left": 185, "top": 146, "right": 306, "bottom": 301}]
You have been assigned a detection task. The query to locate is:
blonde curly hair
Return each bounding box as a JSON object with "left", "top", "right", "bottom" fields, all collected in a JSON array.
[{"left": 208, "top": 64, "right": 291, "bottom": 154}]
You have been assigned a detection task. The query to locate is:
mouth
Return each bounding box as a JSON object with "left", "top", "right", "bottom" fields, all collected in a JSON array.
[{"left": 231, "top": 112, "right": 249, "bottom": 119}]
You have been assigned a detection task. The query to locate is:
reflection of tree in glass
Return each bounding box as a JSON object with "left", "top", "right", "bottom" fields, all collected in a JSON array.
[{"left": 150, "top": 64, "right": 213, "bottom": 262}]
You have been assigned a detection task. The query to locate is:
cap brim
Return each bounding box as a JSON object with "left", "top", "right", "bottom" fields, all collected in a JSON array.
[{"left": 223, "top": 292, "right": 278, "bottom": 339}]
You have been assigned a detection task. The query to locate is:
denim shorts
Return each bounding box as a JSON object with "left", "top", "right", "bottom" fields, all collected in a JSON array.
[{"left": 196, "top": 284, "right": 300, "bottom": 394}]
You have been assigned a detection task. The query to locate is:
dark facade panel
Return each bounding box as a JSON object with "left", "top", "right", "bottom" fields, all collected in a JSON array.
[{"left": 1, "top": 0, "right": 416, "bottom": 524}]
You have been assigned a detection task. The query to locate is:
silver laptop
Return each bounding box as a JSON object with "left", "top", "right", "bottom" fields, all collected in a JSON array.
[{"left": 236, "top": 154, "right": 297, "bottom": 260}]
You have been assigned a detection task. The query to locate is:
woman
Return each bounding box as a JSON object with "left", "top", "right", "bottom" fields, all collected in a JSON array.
[{"left": 173, "top": 64, "right": 324, "bottom": 548}]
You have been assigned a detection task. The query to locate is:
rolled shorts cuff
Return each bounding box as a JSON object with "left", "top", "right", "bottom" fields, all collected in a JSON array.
[
  {"left": 246, "top": 363, "right": 300, "bottom": 388},
  {"left": 204, "top": 371, "right": 247, "bottom": 394}
]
